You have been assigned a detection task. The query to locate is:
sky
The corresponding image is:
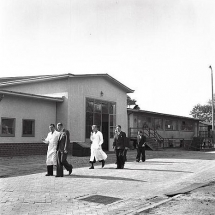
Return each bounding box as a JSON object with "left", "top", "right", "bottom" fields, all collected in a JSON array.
[{"left": 0, "top": 0, "right": 215, "bottom": 117}]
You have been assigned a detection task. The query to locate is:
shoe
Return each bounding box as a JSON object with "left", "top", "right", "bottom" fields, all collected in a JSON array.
[
  {"left": 45, "top": 174, "right": 52, "bottom": 176},
  {"left": 89, "top": 166, "right": 94, "bottom": 169},
  {"left": 68, "top": 166, "right": 73, "bottom": 175},
  {"left": 55, "top": 175, "right": 63, "bottom": 177},
  {"left": 136, "top": 160, "right": 140, "bottom": 162},
  {"left": 102, "top": 160, "right": 105, "bottom": 168}
]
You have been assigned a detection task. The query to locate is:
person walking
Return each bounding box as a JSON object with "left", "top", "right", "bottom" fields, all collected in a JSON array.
[
  {"left": 56, "top": 122, "right": 73, "bottom": 177},
  {"left": 42, "top": 124, "right": 60, "bottom": 176},
  {"left": 113, "top": 125, "right": 126, "bottom": 169},
  {"left": 136, "top": 130, "right": 146, "bottom": 162},
  {"left": 89, "top": 125, "right": 107, "bottom": 169}
]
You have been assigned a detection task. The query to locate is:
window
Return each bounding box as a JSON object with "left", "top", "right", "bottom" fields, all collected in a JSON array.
[
  {"left": 165, "top": 119, "right": 178, "bottom": 131},
  {"left": 86, "top": 98, "right": 116, "bottom": 139},
  {"left": 22, "top": 119, "right": 35, "bottom": 137},
  {"left": 153, "top": 118, "right": 163, "bottom": 130},
  {"left": 181, "top": 121, "right": 194, "bottom": 131},
  {"left": 1, "top": 118, "right": 15, "bottom": 136},
  {"left": 136, "top": 116, "right": 151, "bottom": 129}
]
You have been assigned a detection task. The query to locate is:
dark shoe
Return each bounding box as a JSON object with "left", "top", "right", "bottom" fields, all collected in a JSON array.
[
  {"left": 68, "top": 166, "right": 73, "bottom": 175},
  {"left": 136, "top": 160, "right": 140, "bottom": 162},
  {"left": 102, "top": 160, "right": 105, "bottom": 168},
  {"left": 55, "top": 175, "right": 63, "bottom": 177},
  {"left": 45, "top": 174, "right": 52, "bottom": 176},
  {"left": 89, "top": 166, "right": 94, "bottom": 169},
  {"left": 142, "top": 160, "right": 145, "bottom": 162}
]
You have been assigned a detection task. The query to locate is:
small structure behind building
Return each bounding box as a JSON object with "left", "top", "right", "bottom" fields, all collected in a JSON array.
[{"left": 127, "top": 109, "right": 200, "bottom": 150}]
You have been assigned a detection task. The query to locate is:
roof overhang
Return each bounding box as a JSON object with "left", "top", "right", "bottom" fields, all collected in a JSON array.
[
  {"left": 0, "top": 73, "right": 134, "bottom": 94},
  {"left": 127, "top": 108, "right": 201, "bottom": 121},
  {"left": 0, "top": 90, "right": 64, "bottom": 102}
]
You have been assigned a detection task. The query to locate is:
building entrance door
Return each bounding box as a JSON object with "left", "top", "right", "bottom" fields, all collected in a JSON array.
[{"left": 102, "top": 114, "right": 109, "bottom": 151}]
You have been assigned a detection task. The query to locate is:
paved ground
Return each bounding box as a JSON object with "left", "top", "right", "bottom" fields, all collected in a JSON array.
[{"left": 1, "top": 149, "right": 215, "bottom": 215}]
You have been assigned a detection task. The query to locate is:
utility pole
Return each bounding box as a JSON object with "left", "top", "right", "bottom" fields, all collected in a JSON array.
[{"left": 209, "top": 65, "right": 214, "bottom": 139}]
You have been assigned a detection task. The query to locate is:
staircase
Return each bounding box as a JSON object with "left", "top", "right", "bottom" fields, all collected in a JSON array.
[
  {"left": 129, "top": 127, "right": 164, "bottom": 150},
  {"left": 143, "top": 128, "right": 164, "bottom": 150},
  {"left": 145, "top": 138, "right": 159, "bottom": 150}
]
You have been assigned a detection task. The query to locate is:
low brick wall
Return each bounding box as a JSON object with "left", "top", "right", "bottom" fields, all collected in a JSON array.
[{"left": 0, "top": 142, "right": 73, "bottom": 157}]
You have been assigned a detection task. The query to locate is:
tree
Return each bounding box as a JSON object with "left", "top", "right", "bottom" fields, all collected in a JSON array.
[
  {"left": 127, "top": 96, "right": 136, "bottom": 107},
  {"left": 190, "top": 101, "right": 212, "bottom": 122},
  {"left": 127, "top": 95, "right": 137, "bottom": 107}
]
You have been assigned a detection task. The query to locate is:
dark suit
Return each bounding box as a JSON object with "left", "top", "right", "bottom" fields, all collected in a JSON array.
[
  {"left": 136, "top": 134, "right": 146, "bottom": 162},
  {"left": 56, "top": 128, "right": 73, "bottom": 177},
  {"left": 113, "top": 131, "right": 126, "bottom": 169}
]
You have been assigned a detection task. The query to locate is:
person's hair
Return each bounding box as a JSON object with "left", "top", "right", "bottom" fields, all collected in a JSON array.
[
  {"left": 57, "top": 122, "right": 63, "bottom": 126},
  {"left": 49, "top": 124, "right": 55, "bottom": 128},
  {"left": 139, "top": 130, "right": 143, "bottom": 134},
  {"left": 117, "top": 125, "right": 121, "bottom": 129}
]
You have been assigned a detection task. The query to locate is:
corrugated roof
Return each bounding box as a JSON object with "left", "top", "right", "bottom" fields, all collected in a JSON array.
[
  {"left": 127, "top": 108, "right": 201, "bottom": 121},
  {"left": 0, "top": 90, "right": 64, "bottom": 102},
  {"left": 0, "top": 73, "right": 134, "bottom": 93}
]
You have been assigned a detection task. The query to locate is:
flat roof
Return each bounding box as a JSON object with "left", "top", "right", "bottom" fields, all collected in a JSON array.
[
  {"left": 0, "top": 73, "right": 134, "bottom": 93},
  {"left": 127, "top": 108, "right": 201, "bottom": 121},
  {"left": 0, "top": 90, "right": 64, "bottom": 102}
]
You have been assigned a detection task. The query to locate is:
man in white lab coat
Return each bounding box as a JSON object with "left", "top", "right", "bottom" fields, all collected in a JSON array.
[
  {"left": 89, "top": 125, "right": 107, "bottom": 169},
  {"left": 42, "top": 124, "right": 60, "bottom": 176}
]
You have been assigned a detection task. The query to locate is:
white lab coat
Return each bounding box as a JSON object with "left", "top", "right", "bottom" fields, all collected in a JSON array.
[
  {"left": 90, "top": 131, "right": 107, "bottom": 162},
  {"left": 43, "top": 130, "right": 60, "bottom": 165}
]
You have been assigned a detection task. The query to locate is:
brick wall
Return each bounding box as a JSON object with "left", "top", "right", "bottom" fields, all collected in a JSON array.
[{"left": 0, "top": 143, "right": 73, "bottom": 157}]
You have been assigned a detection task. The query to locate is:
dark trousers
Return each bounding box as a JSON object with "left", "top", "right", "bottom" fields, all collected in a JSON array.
[
  {"left": 56, "top": 151, "right": 73, "bottom": 177},
  {"left": 136, "top": 147, "right": 145, "bottom": 162},
  {"left": 124, "top": 149, "right": 128, "bottom": 162},
  {"left": 116, "top": 149, "right": 125, "bottom": 169},
  {"left": 47, "top": 165, "right": 53, "bottom": 175}
]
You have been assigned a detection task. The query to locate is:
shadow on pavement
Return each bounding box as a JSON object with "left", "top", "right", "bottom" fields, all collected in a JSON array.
[
  {"left": 68, "top": 174, "right": 146, "bottom": 182},
  {"left": 105, "top": 167, "right": 193, "bottom": 173}
]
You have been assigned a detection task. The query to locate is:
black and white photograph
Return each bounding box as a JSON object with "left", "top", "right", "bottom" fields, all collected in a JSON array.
[{"left": 0, "top": 0, "right": 215, "bottom": 214}]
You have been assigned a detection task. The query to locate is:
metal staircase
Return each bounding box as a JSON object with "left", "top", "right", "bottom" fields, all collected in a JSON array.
[
  {"left": 143, "top": 128, "right": 164, "bottom": 150},
  {"left": 129, "top": 127, "right": 164, "bottom": 151}
]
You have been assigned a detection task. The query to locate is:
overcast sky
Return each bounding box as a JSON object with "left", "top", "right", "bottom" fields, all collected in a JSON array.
[{"left": 0, "top": 0, "right": 215, "bottom": 117}]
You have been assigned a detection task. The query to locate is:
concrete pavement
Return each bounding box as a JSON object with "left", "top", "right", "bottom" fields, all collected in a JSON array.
[{"left": 1, "top": 149, "right": 215, "bottom": 215}]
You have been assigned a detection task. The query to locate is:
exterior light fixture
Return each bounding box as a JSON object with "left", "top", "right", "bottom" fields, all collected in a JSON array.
[{"left": 100, "top": 91, "right": 104, "bottom": 96}]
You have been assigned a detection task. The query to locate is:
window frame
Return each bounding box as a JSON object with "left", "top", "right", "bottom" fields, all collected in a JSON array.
[
  {"left": 165, "top": 119, "right": 178, "bottom": 131},
  {"left": 1, "top": 117, "right": 16, "bottom": 137},
  {"left": 85, "top": 97, "right": 116, "bottom": 139},
  {"left": 22, "top": 119, "right": 35, "bottom": 137},
  {"left": 181, "top": 120, "right": 194, "bottom": 131}
]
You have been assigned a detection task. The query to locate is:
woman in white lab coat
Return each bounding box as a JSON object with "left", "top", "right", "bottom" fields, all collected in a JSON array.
[{"left": 89, "top": 125, "right": 107, "bottom": 169}]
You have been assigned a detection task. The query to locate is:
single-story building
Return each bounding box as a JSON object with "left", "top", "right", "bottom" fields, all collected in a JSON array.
[
  {"left": 127, "top": 109, "right": 201, "bottom": 148},
  {"left": 199, "top": 121, "right": 212, "bottom": 138},
  {"left": 0, "top": 73, "right": 134, "bottom": 156}
]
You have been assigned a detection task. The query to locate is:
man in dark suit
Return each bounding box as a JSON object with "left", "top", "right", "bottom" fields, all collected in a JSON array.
[
  {"left": 56, "top": 122, "right": 73, "bottom": 177},
  {"left": 136, "top": 130, "right": 146, "bottom": 162},
  {"left": 113, "top": 125, "right": 126, "bottom": 169}
]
